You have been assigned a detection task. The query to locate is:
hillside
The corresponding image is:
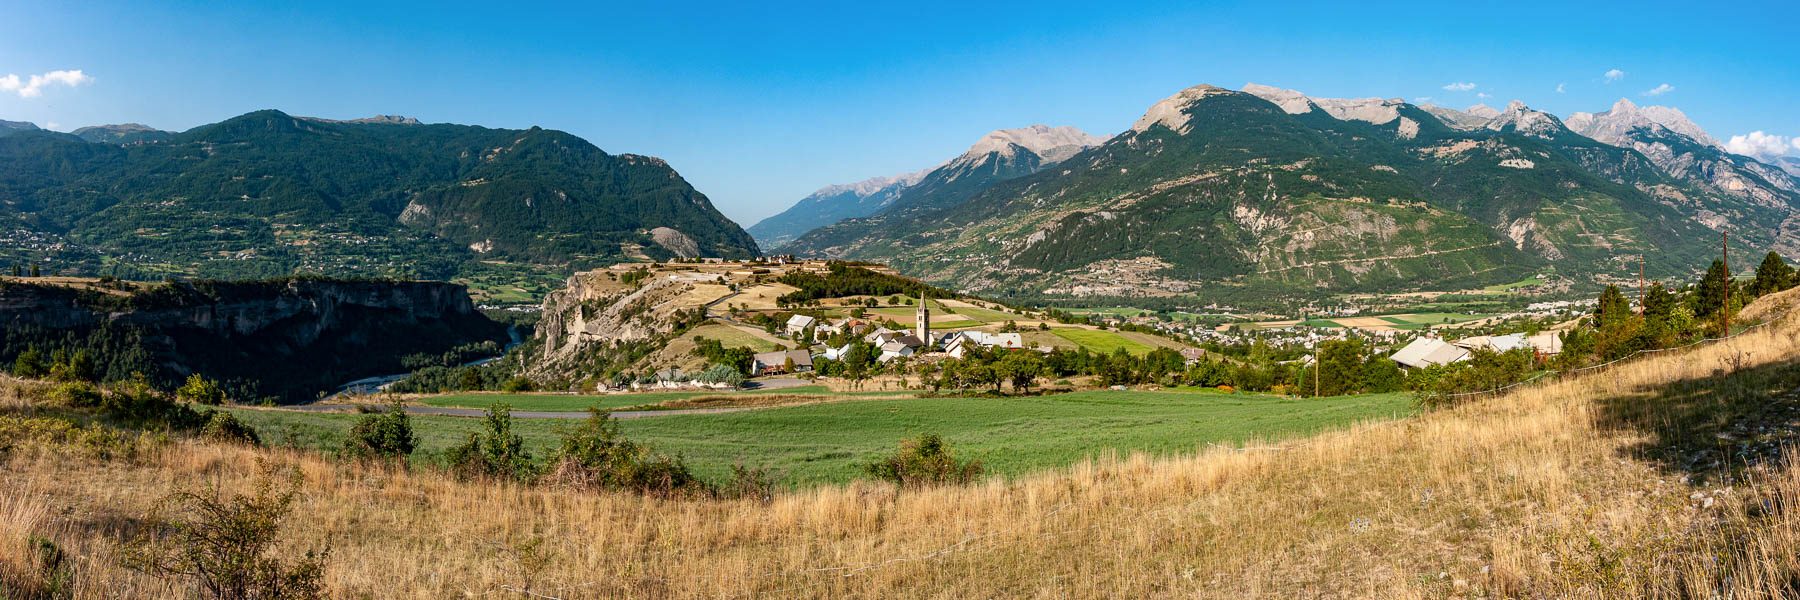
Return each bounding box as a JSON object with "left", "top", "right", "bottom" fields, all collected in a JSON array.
[
  {"left": 750, "top": 125, "right": 1105, "bottom": 249},
  {"left": 0, "top": 111, "right": 760, "bottom": 283},
  {"left": 778, "top": 84, "right": 1798, "bottom": 305},
  {"left": 0, "top": 275, "right": 506, "bottom": 402},
  {"left": 4, "top": 270, "right": 1799, "bottom": 597}
]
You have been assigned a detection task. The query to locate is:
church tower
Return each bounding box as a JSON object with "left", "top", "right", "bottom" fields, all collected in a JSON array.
[{"left": 915, "top": 291, "right": 930, "bottom": 346}]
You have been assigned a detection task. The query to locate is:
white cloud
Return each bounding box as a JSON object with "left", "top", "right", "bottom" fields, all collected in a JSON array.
[
  {"left": 1642, "top": 83, "right": 1675, "bottom": 96},
  {"left": 1725, "top": 131, "right": 1795, "bottom": 157},
  {"left": 1603, "top": 69, "right": 1625, "bottom": 83},
  {"left": 0, "top": 69, "right": 93, "bottom": 98},
  {"left": 1442, "top": 82, "right": 1477, "bottom": 91},
  {"left": 44, "top": 122, "right": 58, "bottom": 131},
  {"left": 1413, "top": 96, "right": 1433, "bottom": 104},
  {"left": 1556, "top": 82, "right": 1566, "bottom": 93},
  {"left": 1476, "top": 92, "right": 1491, "bottom": 99}
]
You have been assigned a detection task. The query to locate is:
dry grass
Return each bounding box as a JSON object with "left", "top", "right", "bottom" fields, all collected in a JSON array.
[{"left": 9, "top": 311, "right": 1800, "bottom": 597}]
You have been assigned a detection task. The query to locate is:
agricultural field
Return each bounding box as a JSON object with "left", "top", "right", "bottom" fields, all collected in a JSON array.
[
  {"left": 684, "top": 322, "right": 781, "bottom": 352},
  {"left": 228, "top": 388, "right": 1413, "bottom": 486},
  {"left": 1049, "top": 328, "right": 1157, "bottom": 355},
  {"left": 410, "top": 385, "right": 843, "bottom": 411},
  {"left": 1229, "top": 312, "right": 1497, "bottom": 331},
  {"left": 1482, "top": 276, "right": 1545, "bottom": 292}
]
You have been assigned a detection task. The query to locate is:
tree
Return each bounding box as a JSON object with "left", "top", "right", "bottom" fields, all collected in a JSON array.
[
  {"left": 1752, "top": 251, "right": 1795, "bottom": 297},
  {"left": 12, "top": 347, "right": 47, "bottom": 378},
  {"left": 1696, "top": 259, "right": 1731, "bottom": 322},
  {"left": 1594, "top": 285, "right": 1631, "bottom": 328},
  {"left": 782, "top": 356, "right": 796, "bottom": 374},
  {"left": 1360, "top": 355, "right": 1405, "bottom": 393},
  {"left": 998, "top": 351, "right": 1043, "bottom": 394},
  {"left": 1315, "top": 339, "right": 1366, "bottom": 397},
  {"left": 28, "top": 264, "right": 39, "bottom": 277},
  {"left": 176, "top": 374, "right": 228, "bottom": 405}
]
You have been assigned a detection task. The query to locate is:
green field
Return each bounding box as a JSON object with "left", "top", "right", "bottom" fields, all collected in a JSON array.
[
  {"left": 229, "top": 389, "right": 1413, "bottom": 487},
  {"left": 687, "top": 323, "right": 778, "bottom": 352},
  {"left": 415, "top": 385, "right": 845, "bottom": 411},
  {"left": 1382, "top": 312, "right": 1495, "bottom": 326},
  {"left": 1482, "top": 276, "right": 1544, "bottom": 292},
  {"left": 1051, "top": 328, "right": 1157, "bottom": 355}
]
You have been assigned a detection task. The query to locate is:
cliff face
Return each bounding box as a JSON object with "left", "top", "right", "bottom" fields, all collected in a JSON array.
[
  {"left": 0, "top": 278, "right": 507, "bottom": 402},
  {"left": 528, "top": 270, "right": 704, "bottom": 381}
]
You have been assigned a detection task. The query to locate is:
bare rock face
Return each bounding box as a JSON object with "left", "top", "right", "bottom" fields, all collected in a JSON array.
[
  {"left": 530, "top": 271, "right": 699, "bottom": 378},
  {"left": 649, "top": 226, "right": 701, "bottom": 258}
]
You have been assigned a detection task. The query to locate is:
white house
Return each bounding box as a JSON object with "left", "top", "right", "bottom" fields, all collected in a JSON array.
[
  {"left": 1390, "top": 337, "right": 1470, "bottom": 370},
  {"left": 784, "top": 314, "right": 817, "bottom": 338},
  {"left": 878, "top": 341, "right": 915, "bottom": 363}
]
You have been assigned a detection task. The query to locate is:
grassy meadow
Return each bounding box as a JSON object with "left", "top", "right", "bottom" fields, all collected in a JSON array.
[
  {"left": 1050, "top": 328, "right": 1157, "bottom": 355},
  {"left": 230, "top": 388, "right": 1412, "bottom": 486}
]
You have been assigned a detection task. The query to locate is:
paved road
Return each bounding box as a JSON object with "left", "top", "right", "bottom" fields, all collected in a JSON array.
[{"left": 283, "top": 404, "right": 759, "bottom": 419}]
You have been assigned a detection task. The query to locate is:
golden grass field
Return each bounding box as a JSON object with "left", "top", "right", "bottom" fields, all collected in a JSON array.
[{"left": 8, "top": 297, "right": 1800, "bottom": 597}]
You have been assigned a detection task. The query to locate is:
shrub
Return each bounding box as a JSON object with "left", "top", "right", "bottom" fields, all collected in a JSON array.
[
  {"left": 544, "top": 409, "right": 704, "bottom": 496},
  {"left": 717, "top": 463, "right": 779, "bottom": 502},
  {"left": 0, "top": 415, "right": 147, "bottom": 461},
  {"left": 102, "top": 375, "right": 204, "bottom": 431},
  {"left": 176, "top": 374, "right": 227, "bottom": 406},
  {"left": 864, "top": 433, "right": 984, "bottom": 487},
  {"left": 501, "top": 377, "right": 536, "bottom": 393},
  {"left": 50, "top": 382, "right": 102, "bottom": 408},
  {"left": 342, "top": 402, "right": 416, "bottom": 460},
  {"left": 120, "top": 460, "right": 329, "bottom": 600},
  {"left": 446, "top": 403, "right": 536, "bottom": 483},
  {"left": 198, "top": 410, "right": 260, "bottom": 446}
]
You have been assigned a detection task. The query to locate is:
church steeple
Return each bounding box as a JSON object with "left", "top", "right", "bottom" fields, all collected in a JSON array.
[{"left": 915, "top": 291, "right": 930, "bottom": 346}]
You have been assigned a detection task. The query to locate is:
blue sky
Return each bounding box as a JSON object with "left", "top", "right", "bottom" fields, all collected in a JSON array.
[{"left": 4, "top": 0, "right": 1798, "bottom": 227}]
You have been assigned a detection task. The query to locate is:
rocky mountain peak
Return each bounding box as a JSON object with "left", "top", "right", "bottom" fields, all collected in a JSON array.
[
  {"left": 964, "top": 124, "right": 1107, "bottom": 163},
  {"left": 1130, "top": 84, "right": 1234, "bottom": 134},
  {"left": 1566, "top": 98, "right": 1719, "bottom": 149},
  {"left": 1240, "top": 83, "right": 1404, "bottom": 124},
  {"left": 1484, "top": 101, "right": 1565, "bottom": 139}
]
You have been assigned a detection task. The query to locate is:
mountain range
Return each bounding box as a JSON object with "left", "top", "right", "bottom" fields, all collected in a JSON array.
[
  {"left": 0, "top": 110, "right": 759, "bottom": 281},
  {"left": 773, "top": 83, "right": 1800, "bottom": 304},
  {"left": 746, "top": 125, "right": 1107, "bottom": 248}
]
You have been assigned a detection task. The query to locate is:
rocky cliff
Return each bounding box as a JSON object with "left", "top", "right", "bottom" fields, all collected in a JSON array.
[
  {"left": 0, "top": 277, "right": 507, "bottom": 402},
  {"left": 527, "top": 269, "right": 710, "bottom": 383}
]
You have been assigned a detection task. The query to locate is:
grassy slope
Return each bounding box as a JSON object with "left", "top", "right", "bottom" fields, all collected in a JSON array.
[
  {"left": 1051, "top": 328, "right": 1157, "bottom": 355},
  {"left": 9, "top": 293, "right": 1800, "bottom": 598}
]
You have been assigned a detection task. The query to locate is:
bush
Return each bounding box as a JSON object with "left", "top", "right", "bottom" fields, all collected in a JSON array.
[
  {"left": 501, "top": 377, "right": 536, "bottom": 393},
  {"left": 101, "top": 375, "right": 204, "bottom": 431},
  {"left": 864, "top": 433, "right": 984, "bottom": 487},
  {"left": 446, "top": 403, "right": 536, "bottom": 483},
  {"left": 176, "top": 374, "right": 227, "bottom": 405},
  {"left": 342, "top": 402, "right": 416, "bottom": 460},
  {"left": 121, "top": 460, "right": 329, "bottom": 600},
  {"left": 12, "top": 347, "right": 47, "bottom": 379},
  {"left": 198, "top": 410, "right": 260, "bottom": 446},
  {"left": 0, "top": 415, "right": 147, "bottom": 460},
  {"left": 544, "top": 409, "right": 705, "bottom": 496},
  {"left": 50, "top": 382, "right": 103, "bottom": 408}
]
